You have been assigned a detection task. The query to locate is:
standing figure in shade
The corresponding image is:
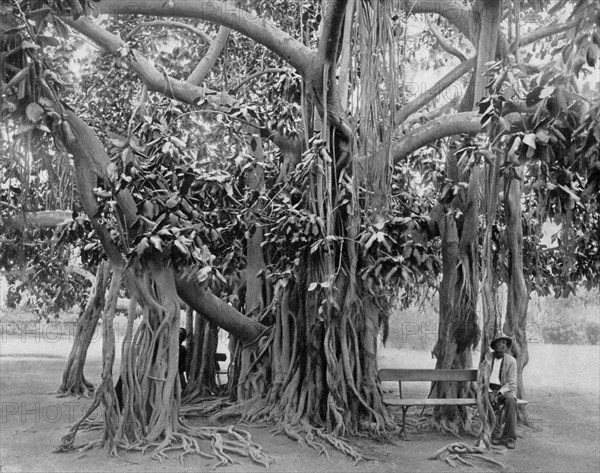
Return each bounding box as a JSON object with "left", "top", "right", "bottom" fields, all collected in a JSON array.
[
  {"left": 178, "top": 327, "right": 188, "bottom": 392},
  {"left": 489, "top": 333, "right": 518, "bottom": 449}
]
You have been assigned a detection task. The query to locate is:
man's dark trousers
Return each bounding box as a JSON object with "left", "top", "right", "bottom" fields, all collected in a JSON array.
[{"left": 493, "top": 391, "right": 517, "bottom": 441}]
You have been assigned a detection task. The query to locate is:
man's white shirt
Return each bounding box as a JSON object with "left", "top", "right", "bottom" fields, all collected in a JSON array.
[{"left": 490, "top": 357, "right": 502, "bottom": 386}]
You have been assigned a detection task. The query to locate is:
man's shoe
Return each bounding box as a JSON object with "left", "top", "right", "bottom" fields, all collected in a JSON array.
[{"left": 505, "top": 439, "right": 516, "bottom": 449}]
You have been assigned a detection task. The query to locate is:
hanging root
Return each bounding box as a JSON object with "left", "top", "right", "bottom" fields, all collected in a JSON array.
[{"left": 429, "top": 441, "right": 507, "bottom": 469}]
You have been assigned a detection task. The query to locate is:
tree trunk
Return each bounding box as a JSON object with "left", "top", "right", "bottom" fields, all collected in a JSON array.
[
  {"left": 480, "top": 148, "right": 503, "bottom": 352},
  {"left": 503, "top": 165, "right": 530, "bottom": 420},
  {"left": 431, "top": 155, "right": 481, "bottom": 427},
  {"left": 431, "top": 0, "right": 501, "bottom": 430},
  {"left": 184, "top": 315, "right": 220, "bottom": 400},
  {"left": 235, "top": 129, "right": 270, "bottom": 400},
  {"left": 116, "top": 261, "right": 182, "bottom": 445},
  {"left": 58, "top": 261, "right": 110, "bottom": 396}
]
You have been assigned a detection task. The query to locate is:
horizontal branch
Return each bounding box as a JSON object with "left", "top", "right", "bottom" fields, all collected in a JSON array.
[
  {"left": 175, "top": 275, "right": 267, "bottom": 343},
  {"left": 392, "top": 111, "right": 528, "bottom": 162},
  {"left": 3, "top": 210, "right": 73, "bottom": 230},
  {"left": 229, "top": 68, "right": 289, "bottom": 94},
  {"left": 93, "top": 0, "right": 314, "bottom": 75},
  {"left": 397, "top": 56, "right": 475, "bottom": 125},
  {"left": 516, "top": 20, "right": 576, "bottom": 49}
]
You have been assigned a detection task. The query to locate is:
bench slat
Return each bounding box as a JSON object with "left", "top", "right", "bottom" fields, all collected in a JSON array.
[
  {"left": 385, "top": 398, "right": 476, "bottom": 406},
  {"left": 379, "top": 368, "right": 478, "bottom": 382},
  {"left": 384, "top": 398, "right": 528, "bottom": 407}
]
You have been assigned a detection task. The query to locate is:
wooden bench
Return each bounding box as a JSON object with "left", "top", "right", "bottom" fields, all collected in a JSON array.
[{"left": 378, "top": 368, "right": 528, "bottom": 439}]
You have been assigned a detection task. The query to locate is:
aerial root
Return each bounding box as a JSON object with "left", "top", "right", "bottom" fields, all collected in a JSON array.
[
  {"left": 271, "top": 420, "right": 366, "bottom": 465},
  {"left": 179, "top": 396, "right": 234, "bottom": 418},
  {"left": 144, "top": 426, "right": 274, "bottom": 467},
  {"left": 177, "top": 423, "right": 276, "bottom": 468},
  {"left": 314, "top": 429, "right": 365, "bottom": 465},
  {"left": 399, "top": 412, "right": 470, "bottom": 439},
  {"left": 429, "top": 441, "right": 507, "bottom": 469},
  {"left": 59, "top": 410, "right": 275, "bottom": 468}
]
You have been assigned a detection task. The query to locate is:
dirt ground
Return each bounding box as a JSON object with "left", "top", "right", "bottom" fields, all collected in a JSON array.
[{"left": 0, "top": 322, "right": 599, "bottom": 473}]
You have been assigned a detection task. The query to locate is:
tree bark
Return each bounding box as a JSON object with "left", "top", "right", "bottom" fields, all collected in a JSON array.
[
  {"left": 59, "top": 261, "right": 110, "bottom": 396},
  {"left": 503, "top": 165, "right": 530, "bottom": 419},
  {"left": 175, "top": 276, "right": 266, "bottom": 343},
  {"left": 480, "top": 150, "right": 502, "bottom": 353},
  {"left": 235, "top": 130, "right": 269, "bottom": 399},
  {"left": 4, "top": 210, "right": 72, "bottom": 230},
  {"left": 432, "top": 152, "right": 480, "bottom": 425},
  {"left": 88, "top": 1, "right": 314, "bottom": 74}
]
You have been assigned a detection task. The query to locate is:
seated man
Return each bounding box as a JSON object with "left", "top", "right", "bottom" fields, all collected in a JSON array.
[{"left": 488, "top": 334, "right": 518, "bottom": 449}]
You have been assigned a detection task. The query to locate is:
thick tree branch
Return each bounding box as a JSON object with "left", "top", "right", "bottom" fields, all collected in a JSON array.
[
  {"left": 397, "top": 0, "right": 473, "bottom": 41},
  {"left": 308, "top": 0, "right": 351, "bottom": 140},
  {"left": 460, "top": 0, "right": 502, "bottom": 112},
  {"left": 93, "top": 0, "right": 314, "bottom": 75},
  {"left": 319, "top": 0, "right": 348, "bottom": 63},
  {"left": 175, "top": 275, "right": 267, "bottom": 343},
  {"left": 392, "top": 111, "right": 527, "bottom": 162},
  {"left": 516, "top": 20, "right": 577, "bottom": 49},
  {"left": 396, "top": 18, "right": 577, "bottom": 126},
  {"left": 187, "top": 25, "right": 230, "bottom": 86},
  {"left": 64, "top": 18, "right": 221, "bottom": 105},
  {"left": 404, "top": 97, "right": 461, "bottom": 126},
  {"left": 63, "top": 18, "right": 304, "bottom": 174},
  {"left": 228, "top": 68, "right": 289, "bottom": 94},
  {"left": 125, "top": 20, "right": 212, "bottom": 43},
  {"left": 426, "top": 14, "right": 467, "bottom": 62},
  {"left": 397, "top": 56, "right": 475, "bottom": 125},
  {"left": 3, "top": 210, "right": 72, "bottom": 229},
  {"left": 59, "top": 110, "right": 128, "bottom": 266}
]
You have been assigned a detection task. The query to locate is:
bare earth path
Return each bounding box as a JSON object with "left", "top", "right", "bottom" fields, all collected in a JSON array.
[{"left": 0, "top": 328, "right": 598, "bottom": 472}]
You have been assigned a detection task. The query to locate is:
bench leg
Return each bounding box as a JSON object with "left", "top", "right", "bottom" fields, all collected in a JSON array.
[{"left": 400, "top": 406, "right": 410, "bottom": 441}]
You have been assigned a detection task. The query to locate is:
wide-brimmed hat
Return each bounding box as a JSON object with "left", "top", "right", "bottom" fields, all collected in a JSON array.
[{"left": 490, "top": 334, "right": 513, "bottom": 350}]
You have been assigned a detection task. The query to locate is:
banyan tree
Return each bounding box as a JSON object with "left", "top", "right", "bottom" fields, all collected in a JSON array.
[{"left": 1, "top": 0, "right": 598, "bottom": 465}]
